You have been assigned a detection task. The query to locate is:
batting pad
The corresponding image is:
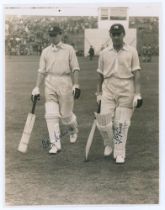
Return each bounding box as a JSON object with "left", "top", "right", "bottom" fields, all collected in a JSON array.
[
  {"left": 45, "top": 101, "right": 60, "bottom": 119},
  {"left": 95, "top": 113, "right": 112, "bottom": 126},
  {"left": 114, "top": 107, "right": 133, "bottom": 124},
  {"left": 113, "top": 107, "right": 132, "bottom": 158},
  {"left": 45, "top": 101, "right": 61, "bottom": 145},
  {"left": 95, "top": 113, "right": 113, "bottom": 147},
  {"left": 61, "top": 114, "right": 78, "bottom": 134}
]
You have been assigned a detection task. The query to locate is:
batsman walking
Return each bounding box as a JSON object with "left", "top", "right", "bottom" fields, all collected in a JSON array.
[
  {"left": 96, "top": 24, "right": 143, "bottom": 163},
  {"left": 31, "top": 26, "right": 80, "bottom": 154}
]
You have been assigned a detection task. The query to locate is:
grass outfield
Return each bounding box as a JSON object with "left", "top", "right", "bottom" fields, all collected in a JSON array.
[{"left": 5, "top": 55, "right": 159, "bottom": 205}]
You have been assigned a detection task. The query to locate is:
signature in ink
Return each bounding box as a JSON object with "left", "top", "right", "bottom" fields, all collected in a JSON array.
[
  {"left": 42, "top": 137, "right": 50, "bottom": 149},
  {"left": 113, "top": 123, "right": 123, "bottom": 144},
  {"left": 41, "top": 128, "right": 72, "bottom": 149}
]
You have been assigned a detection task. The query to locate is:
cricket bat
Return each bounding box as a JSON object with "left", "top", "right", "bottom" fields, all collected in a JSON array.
[
  {"left": 85, "top": 101, "right": 101, "bottom": 161},
  {"left": 17, "top": 96, "right": 38, "bottom": 153}
]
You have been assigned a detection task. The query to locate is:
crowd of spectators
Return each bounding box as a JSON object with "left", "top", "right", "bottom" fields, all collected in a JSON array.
[
  {"left": 5, "top": 15, "right": 159, "bottom": 56},
  {"left": 5, "top": 16, "right": 97, "bottom": 56},
  {"left": 129, "top": 17, "right": 159, "bottom": 56}
]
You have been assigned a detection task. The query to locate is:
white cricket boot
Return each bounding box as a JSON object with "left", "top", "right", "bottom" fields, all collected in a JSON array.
[
  {"left": 61, "top": 114, "right": 78, "bottom": 144},
  {"left": 54, "top": 138, "right": 61, "bottom": 151},
  {"left": 49, "top": 144, "right": 58, "bottom": 154},
  {"left": 70, "top": 133, "right": 78, "bottom": 143},
  {"left": 104, "top": 145, "right": 112, "bottom": 157},
  {"left": 116, "top": 155, "right": 125, "bottom": 164}
]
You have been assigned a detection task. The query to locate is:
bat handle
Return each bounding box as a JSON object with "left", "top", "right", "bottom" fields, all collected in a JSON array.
[
  {"left": 31, "top": 95, "right": 38, "bottom": 114},
  {"left": 97, "top": 100, "right": 101, "bottom": 113}
]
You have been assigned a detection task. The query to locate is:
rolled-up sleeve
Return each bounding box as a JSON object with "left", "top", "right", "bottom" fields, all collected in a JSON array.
[
  {"left": 69, "top": 47, "right": 80, "bottom": 72},
  {"left": 97, "top": 52, "right": 103, "bottom": 74},
  {"left": 131, "top": 48, "right": 141, "bottom": 72},
  {"left": 38, "top": 51, "right": 46, "bottom": 75}
]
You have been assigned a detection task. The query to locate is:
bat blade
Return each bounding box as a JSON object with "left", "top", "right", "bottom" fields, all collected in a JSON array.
[
  {"left": 18, "top": 113, "right": 36, "bottom": 153},
  {"left": 85, "top": 119, "right": 97, "bottom": 161}
]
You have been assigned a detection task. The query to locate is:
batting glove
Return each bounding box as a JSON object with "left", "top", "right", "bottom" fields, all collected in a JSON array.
[
  {"left": 72, "top": 84, "right": 81, "bottom": 99},
  {"left": 95, "top": 92, "right": 102, "bottom": 104},
  {"left": 31, "top": 87, "right": 40, "bottom": 102},
  {"left": 133, "top": 93, "right": 143, "bottom": 108}
]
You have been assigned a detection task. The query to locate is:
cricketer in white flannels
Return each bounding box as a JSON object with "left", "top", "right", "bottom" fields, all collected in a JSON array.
[
  {"left": 31, "top": 26, "right": 80, "bottom": 154},
  {"left": 96, "top": 23, "right": 143, "bottom": 164}
]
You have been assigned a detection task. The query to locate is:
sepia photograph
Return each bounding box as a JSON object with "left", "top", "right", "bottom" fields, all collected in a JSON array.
[{"left": 2, "top": 0, "right": 163, "bottom": 208}]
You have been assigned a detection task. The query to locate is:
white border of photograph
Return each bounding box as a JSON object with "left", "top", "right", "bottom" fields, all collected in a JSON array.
[{"left": 1, "top": 0, "right": 164, "bottom": 210}]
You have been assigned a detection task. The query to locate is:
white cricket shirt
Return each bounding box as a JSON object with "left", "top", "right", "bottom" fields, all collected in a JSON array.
[
  {"left": 38, "top": 42, "right": 80, "bottom": 76},
  {"left": 97, "top": 43, "right": 141, "bottom": 79}
]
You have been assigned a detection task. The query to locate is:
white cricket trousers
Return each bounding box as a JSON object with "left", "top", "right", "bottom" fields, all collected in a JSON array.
[
  {"left": 100, "top": 76, "right": 134, "bottom": 158},
  {"left": 44, "top": 74, "right": 78, "bottom": 144}
]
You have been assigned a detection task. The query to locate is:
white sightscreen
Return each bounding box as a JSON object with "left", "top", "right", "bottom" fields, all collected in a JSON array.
[{"left": 84, "top": 28, "right": 137, "bottom": 56}]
